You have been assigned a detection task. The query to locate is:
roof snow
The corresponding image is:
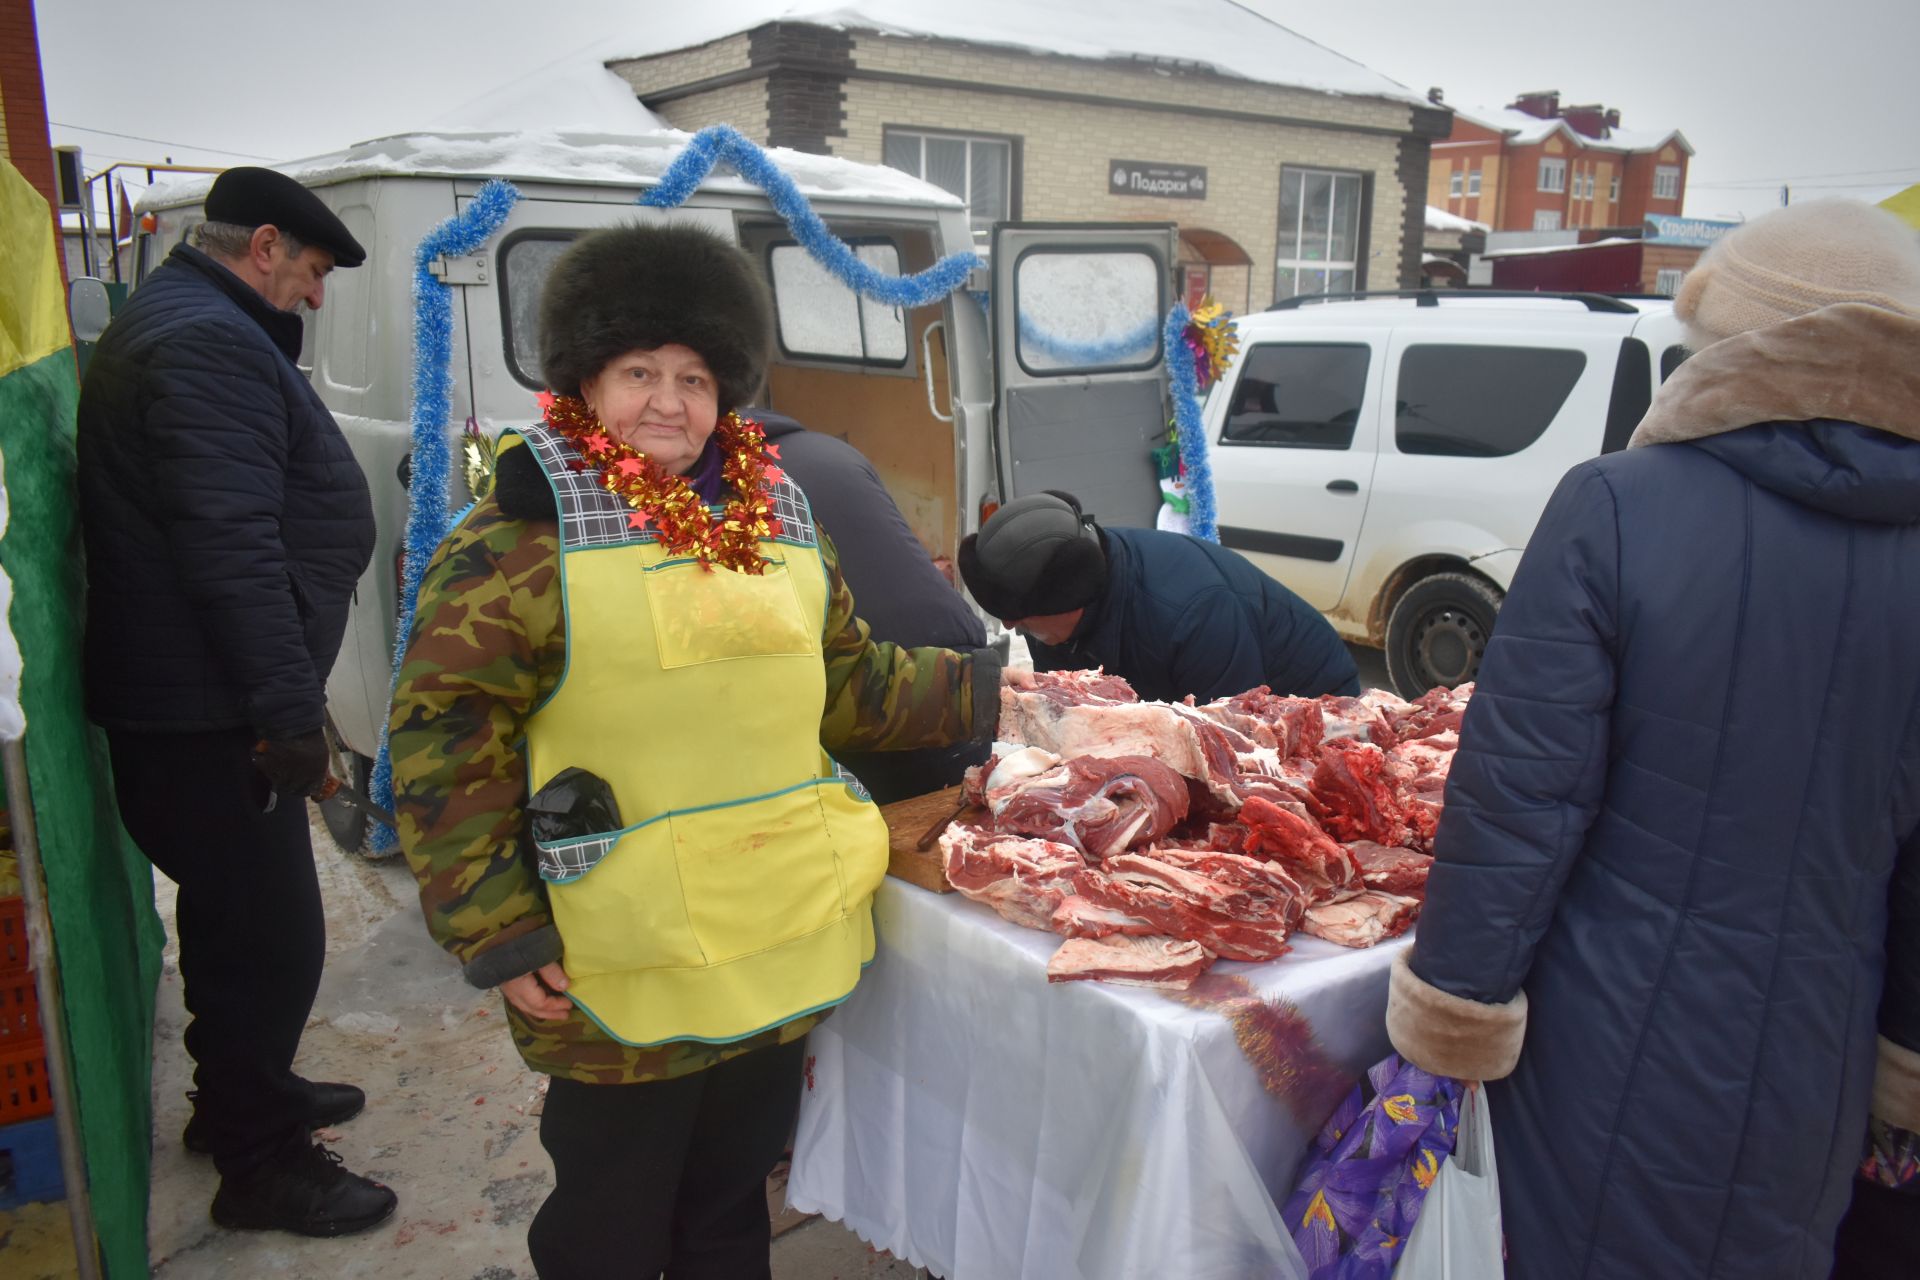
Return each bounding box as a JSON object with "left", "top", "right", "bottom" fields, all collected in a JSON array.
[
  {"left": 1425, "top": 205, "right": 1488, "bottom": 233},
  {"left": 1479, "top": 236, "right": 1641, "bottom": 260},
  {"left": 1450, "top": 103, "right": 1691, "bottom": 156},
  {"left": 138, "top": 129, "right": 964, "bottom": 212},
  {"left": 609, "top": 1, "right": 1429, "bottom": 106}
]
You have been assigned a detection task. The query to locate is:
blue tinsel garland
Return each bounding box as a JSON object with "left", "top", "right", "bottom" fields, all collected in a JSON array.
[
  {"left": 1016, "top": 311, "right": 1160, "bottom": 369},
  {"left": 367, "top": 178, "right": 522, "bottom": 854},
  {"left": 1162, "top": 302, "right": 1220, "bottom": 543},
  {"left": 640, "top": 124, "right": 979, "bottom": 308}
]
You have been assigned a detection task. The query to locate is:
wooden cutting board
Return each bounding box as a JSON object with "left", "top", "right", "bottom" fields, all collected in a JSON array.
[{"left": 878, "top": 784, "right": 976, "bottom": 893}]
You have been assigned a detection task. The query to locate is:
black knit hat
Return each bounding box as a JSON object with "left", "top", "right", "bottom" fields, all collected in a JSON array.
[
  {"left": 958, "top": 491, "right": 1109, "bottom": 621},
  {"left": 538, "top": 222, "right": 773, "bottom": 415},
  {"left": 204, "top": 167, "right": 366, "bottom": 267}
]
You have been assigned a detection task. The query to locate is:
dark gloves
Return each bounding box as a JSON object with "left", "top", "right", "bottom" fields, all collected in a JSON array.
[{"left": 252, "top": 729, "right": 330, "bottom": 797}]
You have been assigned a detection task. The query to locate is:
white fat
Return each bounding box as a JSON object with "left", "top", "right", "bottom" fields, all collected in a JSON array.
[{"left": 985, "top": 746, "right": 1062, "bottom": 792}]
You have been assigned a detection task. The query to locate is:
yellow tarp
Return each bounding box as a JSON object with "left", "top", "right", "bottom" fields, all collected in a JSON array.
[
  {"left": 0, "top": 160, "right": 71, "bottom": 379},
  {"left": 1880, "top": 183, "right": 1920, "bottom": 231}
]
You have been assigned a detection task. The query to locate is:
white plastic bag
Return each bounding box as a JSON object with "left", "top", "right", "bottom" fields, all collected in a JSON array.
[{"left": 1395, "top": 1084, "right": 1504, "bottom": 1278}]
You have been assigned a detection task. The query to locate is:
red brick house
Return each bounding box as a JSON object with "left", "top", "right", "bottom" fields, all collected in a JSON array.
[{"left": 1428, "top": 89, "right": 1692, "bottom": 233}]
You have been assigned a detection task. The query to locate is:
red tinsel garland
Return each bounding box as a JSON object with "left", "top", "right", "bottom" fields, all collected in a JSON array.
[{"left": 542, "top": 395, "right": 785, "bottom": 574}]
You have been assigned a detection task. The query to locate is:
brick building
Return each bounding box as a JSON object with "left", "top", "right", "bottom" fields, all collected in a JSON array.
[
  {"left": 1428, "top": 89, "right": 1691, "bottom": 233},
  {"left": 607, "top": 3, "right": 1451, "bottom": 311},
  {"left": 1, "top": 0, "right": 59, "bottom": 214}
]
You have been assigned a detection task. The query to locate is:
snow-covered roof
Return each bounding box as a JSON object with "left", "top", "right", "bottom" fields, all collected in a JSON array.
[
  {"left": 1451, "top": 103, "right": 1692, "bottom": 157},
  {"left": 1479, "top": 236, "right": 1641, "bottom": 260},
  {"left": 1425, "top": 205, "right": 1488, "bottom": 233},
  {"left": 432, "top": 63, "right": 674, "bottom": 136},
  {"left": 611, "top": 1, "right": 1429, "bottom": 106},
  {"left": 137, "top": 129, "right": 964, "bottom": 212}
]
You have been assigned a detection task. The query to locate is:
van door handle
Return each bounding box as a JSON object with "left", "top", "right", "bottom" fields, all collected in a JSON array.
[{"left": 1326, "top": 479, "right": 1359, "bottom": 494}]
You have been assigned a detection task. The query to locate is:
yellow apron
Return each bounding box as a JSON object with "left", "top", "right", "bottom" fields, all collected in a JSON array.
[{"left": 507, "top": 424, "right": 890, "bottom": 1047}]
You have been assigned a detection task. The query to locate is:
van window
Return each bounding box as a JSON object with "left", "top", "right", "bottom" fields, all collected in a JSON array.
[
  {"left": 1660, "top": 344, "right": 1691, "bottom": 381},
  {"left": 1013, "top": 247, "right": 1161, "bottom": 375},
  {"left": 768, "top": 240, "right": 909, "bottom": 366},
  {"left": 499, "top": 232, "right": 580, "bottom": 390},
  {"left": 1219, "top": 343, "right": 1371, "bottom": 449},
  {"left": 1395, "top": 345, "right": 1587, "bottom": 457}
]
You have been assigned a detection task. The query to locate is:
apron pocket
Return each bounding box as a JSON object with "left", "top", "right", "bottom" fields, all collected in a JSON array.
[
  {"left": 673, "top": 782, "right": 846, "bottom": 964},
  {"left": 547, "top": 819, "right": 705, "bottom": 976},
  {"left": 643, "top": 555, "right": 815, "bottom": 670}
]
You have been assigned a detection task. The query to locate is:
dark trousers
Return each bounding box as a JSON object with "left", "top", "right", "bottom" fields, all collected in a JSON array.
[
  {"left": 108, "top": 726, "right": 324, "bottom": 1176},
  {"left": 528, "top": 1037, "right": 807, "bottom": 1280},
  {"left": 837, "top": 740, "right": 991, "bottom": 807},
  {"left": 1830, "top": 1177, "right": 1920, "bottom": 1279}
]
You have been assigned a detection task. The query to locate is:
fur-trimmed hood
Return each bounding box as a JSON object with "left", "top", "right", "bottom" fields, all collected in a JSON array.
[{"left": 1629, "top": 303, "right": 1920, "bottom": 524}]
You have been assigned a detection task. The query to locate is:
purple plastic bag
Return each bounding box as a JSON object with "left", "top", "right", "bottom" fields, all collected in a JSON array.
[{"left": 1282, "top": 1054, "right": 1467, "bottom": 1280}]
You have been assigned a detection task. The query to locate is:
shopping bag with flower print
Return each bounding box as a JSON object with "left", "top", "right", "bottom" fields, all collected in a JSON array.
[{"left": 1282, "top": 1054, "right": 1466, "bottom": 1280}]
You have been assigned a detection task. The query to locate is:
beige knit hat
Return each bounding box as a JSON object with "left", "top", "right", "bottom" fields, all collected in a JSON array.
[{"left": 1674, "top": 199, "right": 1920, "bottom": 346}]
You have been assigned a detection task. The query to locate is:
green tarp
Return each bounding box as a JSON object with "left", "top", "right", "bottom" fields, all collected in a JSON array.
[{"left": 1, "top": 159, "right": 164, "bottom": 1278}]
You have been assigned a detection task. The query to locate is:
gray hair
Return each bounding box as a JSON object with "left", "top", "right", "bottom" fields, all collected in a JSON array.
[{"left": 192, "top": 219, "right": 310, "bottom": 262}]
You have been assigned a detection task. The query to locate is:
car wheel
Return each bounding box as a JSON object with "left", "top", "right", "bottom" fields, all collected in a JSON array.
[
  {"left": 319, "top": 731, "right": 375, "bottom": 855},
  {"left": 1384, "top": 572, "right": 1503, "bottom": 699}
]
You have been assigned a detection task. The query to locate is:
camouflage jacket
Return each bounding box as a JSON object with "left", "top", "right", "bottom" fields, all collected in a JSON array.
[{"left": 390, "top": 471, "right": 998, "bottom": 1083}]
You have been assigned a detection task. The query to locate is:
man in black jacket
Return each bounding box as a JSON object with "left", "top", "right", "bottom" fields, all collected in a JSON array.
[
  {"left": 76, "top": 167, "right": 391, "bottom": 1236},
  {"left": 754, "top": 408, "right": 992, "bottom": 801},
  {"left": 959, "top": 491, "right": 1357, "bottom": 702}
]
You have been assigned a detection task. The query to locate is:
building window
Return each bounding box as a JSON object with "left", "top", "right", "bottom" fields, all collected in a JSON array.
[
  {"left": 1583, "top": 170, "right": 1596, "bottom": 200},
  {"left": 1611, "top": 174, "right": 1621, "bottom": 203},
  {"left": 1653, "top": 165, "right": 1682, "bottom": 200},
  {"left": 1533, "top": 210, "right": 1563, "bottom": 231},
  {"left": 1538, "top": 157, "right": 1567, "bottom": 193},
  {"left": 1396, "top": 345, "right": 1588, "bottom": 457},
  {"left": 1468, "top": 169, "right": 1482, "bottom": 197},
  {"left": 1655, "top": 268, "right": 1686, "bottom": 296},
  {"left": 1275, "top": 166, "right": 1365, "bottom": 300},
  {"left": 1449, "top": 169, "right": 1463, "bottom": 198},
  {"left": 883, "top": 129, "right": 1014, "bottom": 251}
]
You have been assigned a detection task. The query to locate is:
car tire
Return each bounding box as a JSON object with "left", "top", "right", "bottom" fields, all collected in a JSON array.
[
  {"left": 319, "top": 739, "right": 376, "bottom": 856},
  {"left": 1384, "top": 572, "right": 1503, "bottom": 699}
]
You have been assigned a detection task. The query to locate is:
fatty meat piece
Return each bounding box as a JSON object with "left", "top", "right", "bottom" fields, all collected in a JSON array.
[
  {"left": 1046, "top": 934, "right": 1214, "bottom": 989},
  {"left": 981, "top": 751, "right": 1190, "bottom": 859},
  {"left": 939, "top": 823, "right": 1085, "bottom": 931},
  {"left": 1299, "top": 891, "right": 1422, "bottom": 948}
]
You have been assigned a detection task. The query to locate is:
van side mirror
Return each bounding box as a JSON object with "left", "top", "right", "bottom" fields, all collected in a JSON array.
[{"left": 68, "top": 277, "right": 113, "bottom": 343}]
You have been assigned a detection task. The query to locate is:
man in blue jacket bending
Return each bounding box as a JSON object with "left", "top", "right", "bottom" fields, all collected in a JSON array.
[{"left": 959, "top": 491, "right": 1357, "bottom": 702}]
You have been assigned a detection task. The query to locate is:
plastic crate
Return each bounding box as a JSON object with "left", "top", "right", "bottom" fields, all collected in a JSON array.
[
  {"left": 0, "top": 970, "right": 40, "bottom": 1044},
  {"left": 0, "top": 896, "right": 24, "bottom": 973},
  {"left": 0, "top": 1040, "right": 53, "bottom": 1124},
  {"left": 0, "top": 1115, "right": 65, "bottom": 1209}
]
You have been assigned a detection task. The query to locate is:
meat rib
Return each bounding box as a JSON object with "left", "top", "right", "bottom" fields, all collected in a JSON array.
[{"left": 1046, "top": 935, "right": 1214, "bottom": 989}]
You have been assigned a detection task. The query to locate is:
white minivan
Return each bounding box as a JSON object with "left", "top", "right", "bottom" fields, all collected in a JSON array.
[{"left": 1206, "top": 290, "right": 1689, "bottom": 696}]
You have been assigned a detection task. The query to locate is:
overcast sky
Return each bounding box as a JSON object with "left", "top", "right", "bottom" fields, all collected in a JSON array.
[{"left": 38, "top": 0, "right": 1919, "bottom": 221}]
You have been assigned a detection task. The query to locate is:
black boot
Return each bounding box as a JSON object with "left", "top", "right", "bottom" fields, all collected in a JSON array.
[
  {"left": 209, "top": 1140, "right": 397, "bottom": 1237},
  {"left": 184, "top": 1079, "right": 367, "bottom": 1153}
]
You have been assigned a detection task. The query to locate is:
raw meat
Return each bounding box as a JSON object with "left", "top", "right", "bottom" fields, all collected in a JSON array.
[
  {"left": 1235, "top": 795, "right": 1362, "bottom": 899},
  {"left": 1311, "top": 739, "right": 1413, "bottom": 847},
  {"left": 979, "top": 750, "right": 1189, "bottom": 859},
  {"left": 939, "top": 824, "right": 1085, "bottom": 930},
  {"left": 1318, "top": 695, "right": 1400, "bottom": 747},
  {"left": 1300, "top": 891, "right": 1421, "bottom": 948},
  {"left": 1075, "top": 854, "right": 1296, "bottom": 961},
  {"left": 1149, "top": 848, "right": 1309, "bottom": 929},
  {"left": 1389, "top": 683, "right": 1474, "bottom": 742},
  {"left": 1347, "top": 842, "right": 1433, "bottom": 898},
  {"left": 1046, "top": 935, "right": 1214, "bottom": 989},
  {"left": 1050, "top": 894, "right": 1160, "bottom": 939}
]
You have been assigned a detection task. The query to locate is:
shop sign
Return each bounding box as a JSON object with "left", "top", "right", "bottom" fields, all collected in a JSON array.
[
  {"left": 1643, "top": 214, "right": 1738, "bottom": 247},
  {"left": 1111, "top": 160, "right": 1208, "bottom": 200}
]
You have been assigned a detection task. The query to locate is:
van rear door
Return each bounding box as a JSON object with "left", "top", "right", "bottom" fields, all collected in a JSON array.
[{"left": 989, "top": 223, "right": 1176, "bottom": 528}]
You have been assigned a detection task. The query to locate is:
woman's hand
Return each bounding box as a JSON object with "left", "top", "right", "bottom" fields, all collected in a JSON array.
[
  {"left": 1002, "top": 665, "right": 1038, "bottom": 690},
  {"left": 499, "top": 961, "right": 573, "bottom": 1020}
]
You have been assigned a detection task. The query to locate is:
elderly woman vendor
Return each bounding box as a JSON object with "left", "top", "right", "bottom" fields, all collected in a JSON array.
[{"left": 390, "top": 223, "right": 1003, "bottom": 1278}]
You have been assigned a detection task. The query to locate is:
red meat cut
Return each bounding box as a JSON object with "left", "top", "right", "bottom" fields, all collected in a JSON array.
[
  {"left": 1347, "top": 842, "right": 1433, "bottom": 898},
  {"left": 1300, "top": 891, "right": 1421, "bottom": 948},
  {"left": 976, "top": 748, "right": 1189, "bottom": 859},
  {"left": 1046, "top": 934, "right": 1214, "bottom": 989},
  {"left": 939, "top": 824, "right": 1085, "bottom": 930}
]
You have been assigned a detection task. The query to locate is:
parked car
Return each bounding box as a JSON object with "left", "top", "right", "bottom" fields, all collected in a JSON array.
[{"left": 1204, "top": 290, "right": 1689, "bottom": 697}]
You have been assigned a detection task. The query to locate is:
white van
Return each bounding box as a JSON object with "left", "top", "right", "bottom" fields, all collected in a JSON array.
[
  {"left": 129, "top": 130, "right": 1180, "bottom": 846},
  {"left": 1205, "top": 291, "right": 1688, "bottom": 696}
]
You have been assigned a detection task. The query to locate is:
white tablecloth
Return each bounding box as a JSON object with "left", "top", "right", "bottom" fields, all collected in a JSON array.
[{"left": 789, "top": 879, "right": 1409, "bottom": 1280}]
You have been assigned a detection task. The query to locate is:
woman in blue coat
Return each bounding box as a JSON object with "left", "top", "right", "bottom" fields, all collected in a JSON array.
[{"left": 1386, "top": 200, "right": 1920, "bottom": 1279}]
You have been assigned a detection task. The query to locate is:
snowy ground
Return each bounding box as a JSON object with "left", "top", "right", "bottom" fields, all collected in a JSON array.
[{"left": 144, "top": 807, "right": 921, "bottom": 1280}]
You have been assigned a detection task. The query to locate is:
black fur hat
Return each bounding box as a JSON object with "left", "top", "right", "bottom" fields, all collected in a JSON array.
[
  {"left": 538, "top": 222, "right": 773, "bottom": 414},
  {"left": 958, "top": 490, "right": 1109, "bottom": 622}
]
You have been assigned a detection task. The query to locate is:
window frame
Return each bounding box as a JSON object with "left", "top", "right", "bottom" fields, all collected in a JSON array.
[
  {"left": 496, "top": 228, "right": 584, "bottom": 392},
  {"left": 1217, "top": 340, "right": 1374, "bottom": 452},
  {"left": 1610, "top": 173, "right": 1621, "bottom": 202},
  {"left": 1654, "top": 267, "right": 1685, "bottom": 297},
  {"left": 1449, "top": 169, "right": 1463, "bottom": 198},
  {"left": 1533, "top": 210, "right": 1563, "bottom": 231},
  {"left": 881, "top": 126, "right": 1021, "bottom": 251},
  {"left": 1010, "top": 241, "right": 1167, "bottom": 379},
  {"left": 1467, "top": 168, "right": 1482, "bottom": 197},
  {"left": 762, "top": 235, "right": 913, "bottom": 370},
  {"left": 1653, "top": 165, "right": 1681, "bottom": 200},
  {"left": 1273, "top": 164, "right": 1370, "bottom": 301},
  {"left": 1538, "top": 157, "right": 1567, "bottom": 193},
  {"left": 1393, "top": 342, "right": 1590, "bottom": 459}
]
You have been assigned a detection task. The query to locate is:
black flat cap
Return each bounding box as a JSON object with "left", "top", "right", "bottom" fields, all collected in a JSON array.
[
  {"left": 205, "top": 167, "right": 366, "bottom": 267},
  {"left": 958, "top": 491, "right": 1109, "bottom": 621}
]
